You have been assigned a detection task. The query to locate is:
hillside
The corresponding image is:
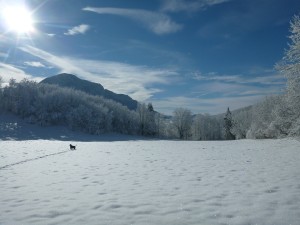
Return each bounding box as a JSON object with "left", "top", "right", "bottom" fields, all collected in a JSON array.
[
  {"left": 0, "top": 114, "right": 143, "bottom": 141},
  {"left": 40, "top": 73, "right": 138, "bottom": 110}
]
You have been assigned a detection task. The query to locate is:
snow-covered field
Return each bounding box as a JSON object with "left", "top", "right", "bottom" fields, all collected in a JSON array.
[{"left": 1, "top": 138, "right": 300, "bottom": 225}]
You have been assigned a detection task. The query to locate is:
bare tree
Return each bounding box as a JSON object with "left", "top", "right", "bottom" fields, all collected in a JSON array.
[
  {"left": 192, "top": 113, "right": 222, "bottom": 140},
  {"left": 172, "top": 108, "right": 193, "bottom": 140}
]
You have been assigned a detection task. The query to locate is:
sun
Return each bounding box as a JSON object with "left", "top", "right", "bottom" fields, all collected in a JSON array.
[{"left": 2, "top": 5, "right": 34, "bottom": 34}]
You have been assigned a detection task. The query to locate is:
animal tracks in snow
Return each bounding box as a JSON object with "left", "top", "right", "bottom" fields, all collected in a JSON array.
[{"left": 0, "top": 150, "right": 70, "bottom": 170}]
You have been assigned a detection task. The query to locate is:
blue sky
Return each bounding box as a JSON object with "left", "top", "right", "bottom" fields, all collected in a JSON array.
[{"left": 0, "top": 0, "right": 299, "bottom": 115}]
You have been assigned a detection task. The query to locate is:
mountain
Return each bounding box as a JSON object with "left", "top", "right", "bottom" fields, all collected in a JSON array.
[{"left": 40, "top": 73, "right": 138, "bottom": 110}]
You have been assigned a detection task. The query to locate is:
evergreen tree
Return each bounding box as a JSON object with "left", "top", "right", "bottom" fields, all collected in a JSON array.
[
  {"left": 146, "top": 103, "right": 156, "bottom": 136},
  {"left": 147, "top": 103, "right": 154, "bottom": 112},
  {"left": 224, "top": 107, "right": 235, "bottom": 140}
]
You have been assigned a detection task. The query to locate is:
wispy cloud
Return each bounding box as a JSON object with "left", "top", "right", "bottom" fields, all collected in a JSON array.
[
  {"left": 24, "top": 61, "right": 47, "bottom": 68},
  {"left": 19, "top": 45, "right": 178, "bottom": 101},
  {"left": 46, "top": 33, "right": 56, "bottom": 37},
  {"left": 192, "top": 71, "right": 285, "bottom": 85},
  {"left": 191, "top": 81, "right": 283, "bottom": 98},
  {"left": 83, "top": 7, "right": 182, "bottom": 35},
  {"left": 161, "top": 0, "right": 231, "bottom": 13},
  {"left": 64, "top": 24, "right": 90, "bottom": 36},
  {"left": 0, "top": 62, "right": 43, "bottom": 83}
]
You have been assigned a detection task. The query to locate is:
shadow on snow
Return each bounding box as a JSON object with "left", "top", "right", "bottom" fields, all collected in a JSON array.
[{"left": 0, "top": 114, "right": 148, "bottom": 142}]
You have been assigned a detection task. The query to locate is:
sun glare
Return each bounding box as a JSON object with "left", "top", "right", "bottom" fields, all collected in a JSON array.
[{"left": 3, "top": 5, "right": 34, "bottom": 34}]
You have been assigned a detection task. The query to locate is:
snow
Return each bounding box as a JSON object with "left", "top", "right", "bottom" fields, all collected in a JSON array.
[
  {"left": 0, "top": 114, "right": 300, "bottom": 224},
  {"left": 1, "top": 137, "right": 300, "bottom": 225}
]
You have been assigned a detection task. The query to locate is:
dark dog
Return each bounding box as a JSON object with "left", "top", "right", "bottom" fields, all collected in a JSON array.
[{"left": 69, "top": 144, "right": 76, "bottom": 150}]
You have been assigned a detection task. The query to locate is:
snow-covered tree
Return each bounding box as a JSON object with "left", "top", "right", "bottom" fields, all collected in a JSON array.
[
  {"left": 231, "top": 106, "right": 252, "bottom": 139},
  {"left": 108, "top": 99, "right": 138, "bottom": 134},
  {"left": 246, "top": 96, "right": 281, "bottom": 139},
  {"left": 224, "top": 107, "right": 235, "bottom": 140},
  {"left": 270, "top": 96, "right": 294, "bottom": 137},
  {"left": 172, "top": 108, "right": 193, "bottom": 140},
  {"left": 136, "top": 102, "right": 158, "bottom": 136},
  {"left": 276, "top": 14, "right": 300, "bottom": 135}
]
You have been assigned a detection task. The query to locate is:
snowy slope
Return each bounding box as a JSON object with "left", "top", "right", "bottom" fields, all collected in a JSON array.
[
  {"left": 1, "top": 138, "right": 300, "bottom": 225},
  {"left": 0, "top": 113, "right": 143, "bottom": 142}
]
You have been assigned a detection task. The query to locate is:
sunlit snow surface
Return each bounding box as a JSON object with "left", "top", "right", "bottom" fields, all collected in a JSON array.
[{"left": 1, "top": 139, "right": 300, "bottom": 225}]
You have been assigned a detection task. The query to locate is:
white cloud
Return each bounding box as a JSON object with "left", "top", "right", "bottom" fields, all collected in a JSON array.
[
  {"left": 191, "top": 81, "right": 284, "bottom": 97},
  {"left": 83, "top": 7, "right": 183, "bottom": 35},
  {"left": 24, "top": 61, "right": 47, "bottom": 68},
  {"left": 46, "top": 33, "right": 56, "bottom": 37},
  {"left": 161, "top": 0, "right": 231, "bottom": 13},
  {"left": 19, "top": 45, "right": 178, "bottom": 101},
  {"left": 192, "top": 71, "right": 285, "bottom": 85},
  {"left": 64, "top": 24, "right": 90, "bottom": 36},
  {"left": 0, "top": 62, "right": 43, "bottom": 84}
]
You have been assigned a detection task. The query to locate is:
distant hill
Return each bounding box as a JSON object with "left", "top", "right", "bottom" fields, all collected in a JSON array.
[{"left": 40, "top": 73, "right": 138, "bottom": 110}]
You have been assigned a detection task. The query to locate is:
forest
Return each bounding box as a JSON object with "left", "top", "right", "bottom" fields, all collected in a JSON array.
[{"left": 0, "top": 15, "right": 299, "bottom": 140}]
